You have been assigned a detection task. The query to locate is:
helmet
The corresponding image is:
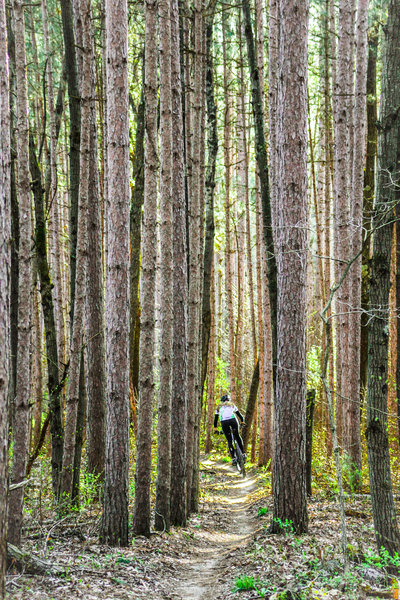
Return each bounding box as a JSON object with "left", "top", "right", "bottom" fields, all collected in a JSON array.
[{"left": 221, "top": 394, "right": 230, "bottom": 403}]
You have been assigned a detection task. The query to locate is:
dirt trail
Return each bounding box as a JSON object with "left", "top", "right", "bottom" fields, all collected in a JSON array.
[
  {"left": 172, "top": 460, "right": 260, "bottom": 600},
  {"left": 6, "top": 458, "right": 264, "bottom": 600}
]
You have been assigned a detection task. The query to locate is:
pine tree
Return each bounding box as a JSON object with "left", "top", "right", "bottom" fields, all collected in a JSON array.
[
  {"left": 0, "top": 0, "right": 11, "bottom": 592},
  {"left": 8, "top": 0, "right": 33, "bottom": 545},
  {"left": 132, "top": 0, "right": 158, "bottom": 538},
  {"left": 100, "top": 0, "right": 130, "bottom": 546},
  {"left": 366, "top": 0, "right": 400, "bottom": 557},
  {"left": 271, "top": 0, "right": 309, "bottom": 535},
  {"left": 170, "top": 0, "right": 188, "bottom": 527},
  {"left": 155, "top": 0, "right": 173, "bottom": 532}
]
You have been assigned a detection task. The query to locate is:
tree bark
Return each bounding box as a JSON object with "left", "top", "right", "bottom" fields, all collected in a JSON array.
[
  {"left": 0, "top": 0, "right": 11, "bottom": 591},
  {"left": 242, "top": 3, "right": 257, "bottom": 363},
  {"left": 306, "top": 390, "right": 316, "bottom": 497},
  {"left": 31, "top": 284, "right": 43, "bottom": 451},
  {"left": 170, "top": 0, "right": 188, "bottom": 527},
  {"left": 100, "top": 0, "right": 130, "bottom": 546},
  {"left": 361, "top": 27, "right": 377, "bottom": 398},
  {"left": 29, "top": 137, "right": 64, "bottom": 502},
  {"left": 60, "top": 0, "right": 81, "bottom": 324},
  {"left": 258, "top": 0, "right": 273, "bottom": 466},
  {"left": 366, "top": 0, "right": 400, "bottom": 557},
  {"left": 345, "top": 0, "right": 369, "bottom": 490},
  {"left": 242, "top": 0, "right": 277, "bottom": 372},
  {"left": 155, "top": 0, "right": 174, "bottom": 532},
  {"left": 60, "top": 0, "right": 91, "bottom": 506},
  {"left": 205, "top": 260, "right": 216, "bottom": 454},
  {"left": 332, "top": 0, "right": 355, "bottom": 446},
  {"left": 243, "top": 361, "right": 260, "bottom": 452},
  {"left": 8, "top": 0, "right": 33, "bottom": 546},
  {"left": 72, "top": 349, "right": 86, "bottom": 504},
  {"left": 201, "top": 11, "right": 217, "bottom": 397},
  {"left": 41, "top": 0, "right": 66, "bottom": 373},
  {"left": 222, "top": 8, "right": 236, "bottom": 406},
  {"left": 189, "top": 0, "right": 206, "bottom": 516},
  {"left": 7, "top": 544, "right": 65, "bottom": 577},
  {"left": 186, "top": 0, "right": 204, "bottom": 517},
  {"left": 322, "top": 0, "right": 333, "bottom": 457},
  {"left": 132, "top": 0, "right": 158, "bottom": 538},
  {"left": 130, "top": 84, "right": 144, "bottom": 403},
  {"left": 85, "top": 0, "right": 106, "bottom": 482},
  {"left": 271, "top": 0, "right": 309, "bottom": 535},
  {"left": 6, "top": 10, "right": 18, "bottom": 428}
]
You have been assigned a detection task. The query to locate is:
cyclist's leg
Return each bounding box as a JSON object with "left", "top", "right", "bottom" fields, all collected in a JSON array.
[
  {"left": 221, "top": 420, "right": 235, "bottom": 458},
  {"left": 230, "top": 419, "right": 245, "bottom": 454}
]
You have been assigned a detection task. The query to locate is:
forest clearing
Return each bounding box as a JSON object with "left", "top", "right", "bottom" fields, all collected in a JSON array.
[{"left": 2, "top": 0, "right": 400, "bottom": 597}]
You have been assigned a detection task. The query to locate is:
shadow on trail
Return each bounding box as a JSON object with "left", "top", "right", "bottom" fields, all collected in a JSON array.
[{"left": 173, "top": 459, "right": 261, "bottom": 600}]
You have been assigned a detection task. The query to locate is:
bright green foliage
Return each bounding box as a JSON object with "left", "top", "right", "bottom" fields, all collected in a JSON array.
[
  {"left": 363, "top": 547, "right": 400, "bottom": 572},
  {"left": 257, "top": 507, "right": 268, "bottom": 517},
  {"left": 233, "top": 575, "right": 275, "bottom": 598},
  {"left": 233, "top": 575, "right": 271, "bottom": 597},
  {"left": 307, "top": 345, "right": 322, "bottom": 391},
  {"left": 80, "top": 472, "right": 102, "bottom": 507},
  {"left": 233, "top": 574, "right": 257, "bottom": 591},
  {"left": 272, "top": 517, "right": 295, "bottom": 535}
]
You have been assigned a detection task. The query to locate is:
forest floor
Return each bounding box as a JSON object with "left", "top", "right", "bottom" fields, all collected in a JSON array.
[{"left": 6, "top": 457, "right": 400, "bottom": 600}]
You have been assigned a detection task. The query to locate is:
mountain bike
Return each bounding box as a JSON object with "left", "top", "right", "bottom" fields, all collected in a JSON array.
[
  {"left": 216, "top": 426, "right": 246, "bottom": 478},
  {"left": 230, "top": 424, "right": 246, "bottom": 479}
]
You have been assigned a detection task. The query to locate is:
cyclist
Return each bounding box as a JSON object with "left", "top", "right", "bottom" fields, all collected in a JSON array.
[{"left": 213, "top": 394, "right": 245, "bottom": 465}]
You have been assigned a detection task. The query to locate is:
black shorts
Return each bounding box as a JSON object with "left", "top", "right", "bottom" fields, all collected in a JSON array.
[{"left": 221, "top": 418, "right": 244, "bottom": 456}]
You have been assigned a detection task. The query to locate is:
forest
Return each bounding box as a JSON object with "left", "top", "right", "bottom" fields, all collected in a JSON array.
[{"left": 1, "top": 0, "right": 400, "bottom": 597}]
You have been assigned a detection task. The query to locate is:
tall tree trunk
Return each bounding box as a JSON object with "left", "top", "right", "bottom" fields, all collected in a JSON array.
[
  {"left": 201, "top": 11, "right": 217, "bottom": 397},
  {"left": 237, "top": 11, "right": 256, "bottom": 372},
  {"left": 189, "top": 0, "right": 206, "bottom": 516},
  {"left": 30, "top": 137, "right": 64, "bottom": 501},
  {"left": 42, "top": 0, "right": 66, "bottom": 373},
  {"left": 242, "top": 0, "right": 277, "bottom": 372},
  {"left": 85, "top": 0, "right": 106, "bottom": 482},
  {"left": 366, "top": 0, "right": 400, "bottom": 558},
  {"left": 70, "top": 0, "right": 88, "bottom": 509},
  {"left": 271, "top": 0, "right": 309, "bottom": 535},
  {"left": 132, "top": 0, "right": 158, "bottom": 538},
  {"left": 155, "top": 0, "right": 173, "bottom": 533},
  {"left": 243, "top": 360, "right": 260, "bottom": 452},
  {"left": 332, "top": 0, "right": 355, "bottom": 444},
  {"left": 222, "top": 8, "right": 236, "bottom": 405},
  {"left": 32, "top": 284, "right": 43, "bottom": 450},
  {"left": 60, "top": 0, "right": 81, "bottom": 323},
  {"left": 100, "top": 0, "right": 130, "bottom": 546},
  {"left": 186, "top": 0, "right": 203, "bottom": 517},
  {"left": 322, "top": 0, "right": 333, "bottom": 457},
  {"left": 261, "top": 252, "right": 274, "bottom": 465},
  {"left": 256, "top": 195, "right": 265, "bottom": 464},
  {"left": 6, "top": 10, "right": 18, "bottom": 428},
  {"left": 258, "top": 0, "right": 273, "bottom": 466},
  {"left": 60, "top": 0, "right": 91, "bottom": 506},
  {"left": 0, "top": 0, "right": 11, "bottom": 591},
  {"left": 130, "top": 84, "right": 144, "bottom": 403},
  {"left": 8, "top": 0, "right": 33, "bottom": 546},
  {"left": 205, "top": 260, "right": 216, "bottom": 454},
  {"left": 72, "top": 351, "right": 85, "bottom": 504},
  {"left": 361, "top": 26, "right": 377, "bottom": 397},
  {"left": 170, "top": 0, "right": 188, "bottom": 527},
  {"left": 346, "top": 0, "right": 369, "bottom": 489}
]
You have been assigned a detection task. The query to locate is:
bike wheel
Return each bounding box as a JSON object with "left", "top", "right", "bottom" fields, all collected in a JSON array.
[{"left": 234, "top": 440, "right": 246, "bottom": 478}]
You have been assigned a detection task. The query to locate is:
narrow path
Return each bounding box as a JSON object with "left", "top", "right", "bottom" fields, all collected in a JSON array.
[{"left": 173, "top": 460, "right": 260, "bottom": 600}]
